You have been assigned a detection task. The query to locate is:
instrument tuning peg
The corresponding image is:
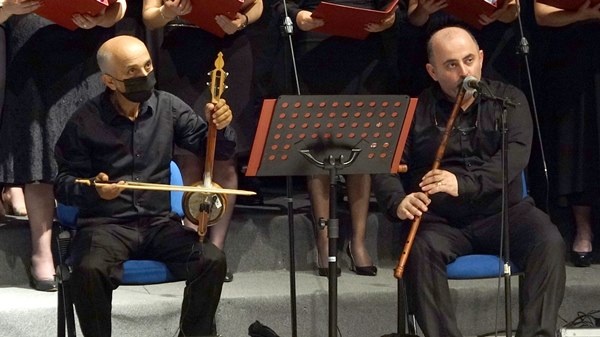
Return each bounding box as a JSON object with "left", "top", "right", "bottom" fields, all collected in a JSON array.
[
  {"left": 206, "top": 82, "right": 210, "bottom": 86},
  {"left": 207, "top": 72, "right": 211, "bottom": 76},
  {"left": 225, "top": 85, "right": 229, "bottom": 89}
]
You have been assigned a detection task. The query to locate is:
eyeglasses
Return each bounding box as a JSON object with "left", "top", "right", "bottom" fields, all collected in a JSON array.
[{"left": 433, "top": 109, "right": 478, "bottom": 135}]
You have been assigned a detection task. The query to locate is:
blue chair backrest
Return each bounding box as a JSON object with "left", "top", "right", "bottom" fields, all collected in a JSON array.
[
  {"left": 169, "top": 161, "right": 184, "bottom": 217},
  {"left": 57, "top": 161, "right": 185, "bottom": 227}
]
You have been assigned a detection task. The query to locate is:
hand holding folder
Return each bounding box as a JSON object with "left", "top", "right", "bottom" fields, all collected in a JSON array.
[
  {"left": 34, "top": 0, "right": 115, "bottom": 31},
  {"left": 536, "top": 0, "right": 600, "bottom": 11},
  {"left": 182, "top": 0, "right": 244, "bottom": 38},
  {"left": 310, "top": 0, "right": 399, "bottom": 40},
  {"left": 441, "top": 0, "right": 506, "bottom": 30}
]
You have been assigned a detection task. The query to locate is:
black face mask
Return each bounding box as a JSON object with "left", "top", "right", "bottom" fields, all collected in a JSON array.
[{"left": 113, "top": 71, "right": 156, "bottom": 103}]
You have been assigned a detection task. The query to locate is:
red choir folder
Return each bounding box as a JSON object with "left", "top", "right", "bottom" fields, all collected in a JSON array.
[
  {"left": 182, "top": 0, "right": 244, "bottom": 38},
  {"left": 35, "top": 0, "right": 115, "bottom": 31},
  {"left": 310, "top": 0, "right": 399, "bottom": 40},
  {"left": 536, "top": 0, "right": 600, "bottom": 10},
  {"left": 442, "top": 0, "right": 505, "bottom": 30}
]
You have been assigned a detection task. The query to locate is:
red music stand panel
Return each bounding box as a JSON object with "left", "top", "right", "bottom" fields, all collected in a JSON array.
[{"left": 246, "top": 95, "right": 416, "bottom": 177}]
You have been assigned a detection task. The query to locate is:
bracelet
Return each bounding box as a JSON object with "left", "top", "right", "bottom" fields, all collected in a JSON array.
[{"left": 239, "top": 13, "right": 249, "bottom": 30}]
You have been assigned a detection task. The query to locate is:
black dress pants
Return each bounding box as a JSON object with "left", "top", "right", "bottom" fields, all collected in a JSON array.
[
  {"left": 69, "top": 215, "right": 226, "bottom": 337},
  {"left": 405, "top": 198, "right": 566, "bottom": 337}
]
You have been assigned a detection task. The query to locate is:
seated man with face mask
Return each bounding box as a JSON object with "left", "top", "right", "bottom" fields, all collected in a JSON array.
[{"left": 54, "top": 35, "right": 236, "bottom": 337}]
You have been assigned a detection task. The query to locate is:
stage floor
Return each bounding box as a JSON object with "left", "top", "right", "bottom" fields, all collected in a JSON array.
[{"left": 1, "top": 178, "right": 599, "bottom": 336}]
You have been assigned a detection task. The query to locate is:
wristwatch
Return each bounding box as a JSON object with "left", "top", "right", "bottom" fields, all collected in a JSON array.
[{"left": 238, "top": 13, "right": 248, "bottom": 30}]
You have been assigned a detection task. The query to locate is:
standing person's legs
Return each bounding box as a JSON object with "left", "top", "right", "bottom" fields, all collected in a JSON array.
[
  {"left": 144, "top": 219, "right": 226, "bottom": 336},
  {"left": 405, "top": 218, "right": 472, "bottom": 337},
  {"left": 208, "top": 159, "right": 237, "bottom": 282},
  {"left": 345, "top": 174, "right": 376, "bottom": 274},
  {"left": 571, "top": 204, "right": 593, "bottom": 267},
  {"left": 307, "top": 174, "right": 332, "bottom": 273},
  {"left": 25, "top": 182, "right": 56, "bottom": 290},
  {"left": 208, "top": 158, "right": 237, "bottom": 251}
]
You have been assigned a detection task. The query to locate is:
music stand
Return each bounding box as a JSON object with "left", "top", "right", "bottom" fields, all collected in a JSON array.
[{"left": 247, "top": 94, "right": 417, "bottom": 337}]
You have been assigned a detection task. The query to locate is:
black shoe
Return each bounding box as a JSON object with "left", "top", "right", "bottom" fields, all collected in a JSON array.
[
  {"left": 248, "top": 320, "right": 280, "bottom": 337},
  {"left": 27, "top": 266, "right": 58, "bottom": 292},
  {"left": 571, "top": 251, "right": 592, "bottom": 267},
  {"left": 346, "top": 245, "right": 377, "bottom": 276},
  {"left": 224, "top": 270, "right": 234, "bottom": 282},
  {"left": 29, "top": 269, "right": 57, "bottom": 292}
]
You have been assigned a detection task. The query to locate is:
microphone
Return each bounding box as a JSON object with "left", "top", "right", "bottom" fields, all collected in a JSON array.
[{"left": 462, "top": 76, "right": 482, "bottom": 91}]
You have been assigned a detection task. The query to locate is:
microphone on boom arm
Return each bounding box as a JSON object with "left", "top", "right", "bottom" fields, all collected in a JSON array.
[{"left": 462, "top": 75, "right": 482, "bottom": 91}]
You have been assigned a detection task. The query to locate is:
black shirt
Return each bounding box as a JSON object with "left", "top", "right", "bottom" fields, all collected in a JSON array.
[
  {"left": 54, "top": 89, "right": 236, "bottom": 225},
  {"left": 373, "top": 79, "right": 532, "bottom": 222}
]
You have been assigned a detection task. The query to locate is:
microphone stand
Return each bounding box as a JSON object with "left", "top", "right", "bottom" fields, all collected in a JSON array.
[
  {"left": 279, "top": 3, "right": 348, "bottom": 336},
  {"left": 280, "top": 2, "right": 301, "bottom": 336},
  {"left": 515, "top": 2, "right": 549, "bottom": 211},
  {"left": 280, "top": 4, "right": 341, "bottom": 333},
  {"left": 278, "top": 5, "right": 347, "bottom": 335},
  {"left": 501, "top": 96, "right": 512, "bottom": 337},
  {"left": 478, "top": 84, "right": 517, "bottom": 337}
]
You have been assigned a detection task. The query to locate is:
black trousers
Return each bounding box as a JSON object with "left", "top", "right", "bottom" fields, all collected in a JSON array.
[
  {"left": 405, "top": 198, "right": 566, "bottom": 337},
  {"left": 69, "top": 215, "right": 226, "bottom": 337}
]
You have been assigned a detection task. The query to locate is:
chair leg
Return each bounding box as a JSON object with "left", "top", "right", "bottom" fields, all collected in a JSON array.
[
  {"left": 407, "top": 314, "right": 418, "bottom": 336},
  {"left": 56, "top": 227, "right": 77, "bottom": 337},
  {"left": 57, "top": 265, "right": 77, "bottom": 337},
  {"left": 57, "top": 283, "right": 65, "bottom": 337},
  {"left": 64, "top": 280, "right": 77, "bottom": 337}
]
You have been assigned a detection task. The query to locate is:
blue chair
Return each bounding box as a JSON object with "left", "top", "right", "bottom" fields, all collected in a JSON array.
[
  {"left": 398, "top": 172, "right": 527, "bottom": 336},
  {"left": 56, "top": 162, "right": 185, "bottom": 337},
  {"left": 399, "top": 255, "right": 523, "bottom": 336}
]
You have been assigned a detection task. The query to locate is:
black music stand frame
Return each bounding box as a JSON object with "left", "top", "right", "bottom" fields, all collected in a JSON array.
[
  {"left": 300, "top": 148, "right": 361, "bottom": 337},
  {"left": 247, "top": 94, "right": 416, "bottom": 337}
]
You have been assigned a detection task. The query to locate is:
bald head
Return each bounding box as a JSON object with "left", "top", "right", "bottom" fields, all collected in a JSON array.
[
  {"left": 97, "top": 35, "right": 150, "bottom": 76},
  {"left": 424, "top": 25, "right": 483, "bottom": 100},
  {"left": 427, "top": 26, "right": 479, "bottom": 63}
]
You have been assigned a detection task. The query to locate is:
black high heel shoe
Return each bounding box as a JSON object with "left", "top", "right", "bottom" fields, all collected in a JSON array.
[
  {"left": 29, "top": 267, "right": 57, "bottom": 292},
  {"left": 571, "top": 251, "right": 592, "bottom": 267},
  {"left": 346, "top": 244, "right": 377, "bottom": 276}
]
